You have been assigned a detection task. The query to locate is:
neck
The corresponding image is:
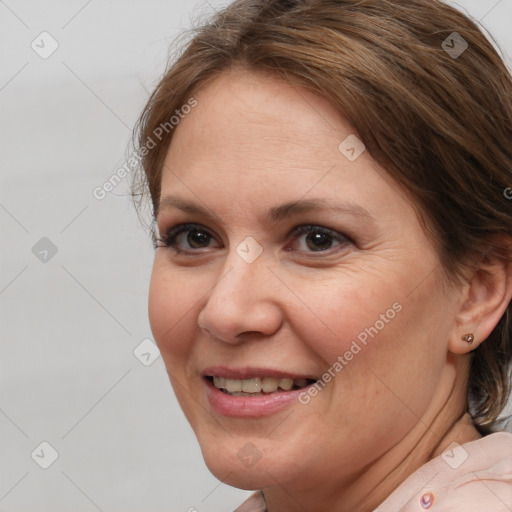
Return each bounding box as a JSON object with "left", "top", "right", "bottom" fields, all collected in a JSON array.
[{"left": 262, "top": 356, "right": 482, "bottom": 512}]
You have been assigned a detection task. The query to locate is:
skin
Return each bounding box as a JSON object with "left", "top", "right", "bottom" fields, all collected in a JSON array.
[{"left": 148, "top": 69, "right": 512, "bottom": 511}]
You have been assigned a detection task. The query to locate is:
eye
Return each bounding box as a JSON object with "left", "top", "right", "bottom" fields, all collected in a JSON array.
[
  {"left": 157, "top": 223, "right": 221, "bottom": 253},
  {"left": 156, "top": 222, "right": 352, "bottom": 256},
  {"left": 286, "top": 225, "right": 351, "bottom": 253}
]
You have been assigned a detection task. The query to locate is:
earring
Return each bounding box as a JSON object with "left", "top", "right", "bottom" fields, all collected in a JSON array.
[{"left": 461, "top": 333, "right": 474, "bottom": 344}]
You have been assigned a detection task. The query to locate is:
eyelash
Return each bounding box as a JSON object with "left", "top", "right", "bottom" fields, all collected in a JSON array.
[{"left": 156, "top": 222, "right": 352, "bottom": 255}]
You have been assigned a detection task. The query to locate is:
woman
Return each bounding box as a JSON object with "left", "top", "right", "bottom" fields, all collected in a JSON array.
[{"left": 132, "top": 0, "right": 512, "bottom": 510}]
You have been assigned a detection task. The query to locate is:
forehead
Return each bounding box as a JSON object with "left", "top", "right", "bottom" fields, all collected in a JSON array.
[
  {"left": 164, "top": 69, "right": 349, "bottom": 170},
  {"left": 158, "top": 69, "right": 412, "bottom": 226}
]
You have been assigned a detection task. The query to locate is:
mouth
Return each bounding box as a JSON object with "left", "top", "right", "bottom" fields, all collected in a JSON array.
[
  {"left": 201, "top": 367, "right": 320, "bottom": 417},
  {"left": 205, "top": 375, "right": 317, "bottom": 396}
]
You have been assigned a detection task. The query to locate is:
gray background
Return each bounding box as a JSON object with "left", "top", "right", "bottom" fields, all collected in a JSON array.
[{"left": 1, "top": 1, "right": 511, "bottom": 511}]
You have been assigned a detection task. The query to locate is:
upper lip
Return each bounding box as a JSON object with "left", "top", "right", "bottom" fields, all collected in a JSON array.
[{"left": 202, "top": 366, "right": 319, "bottom": 380}]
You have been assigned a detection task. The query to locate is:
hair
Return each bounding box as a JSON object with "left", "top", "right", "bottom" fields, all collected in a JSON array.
[{"left": 132, "top": 0, "right": 512, "bottom": 433}]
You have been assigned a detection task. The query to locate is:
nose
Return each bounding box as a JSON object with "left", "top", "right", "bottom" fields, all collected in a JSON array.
[{"left": 197, "top": 253, "right": 283, "bottom": 344}]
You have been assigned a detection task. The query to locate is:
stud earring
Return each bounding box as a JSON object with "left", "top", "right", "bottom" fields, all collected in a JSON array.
[{"left": 461, "top": 333, "right": 474, "bottom": 344}]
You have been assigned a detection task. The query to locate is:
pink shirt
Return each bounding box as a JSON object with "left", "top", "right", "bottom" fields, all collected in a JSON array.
[{"left": 234, "top": 431, "right": 512, "bottom": 511}]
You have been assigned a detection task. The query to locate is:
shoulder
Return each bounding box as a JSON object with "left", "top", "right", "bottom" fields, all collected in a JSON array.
[
  {"left": 376, "top": 431, "right": 512, "bottom": 512},
  {"left": 233, "top": 491, "right": 266, "bottom": 512},
  {"left": 232, "top": 434, "right": 512, "bottom": 512}
]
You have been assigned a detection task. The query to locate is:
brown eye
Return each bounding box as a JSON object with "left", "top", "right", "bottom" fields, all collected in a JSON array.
[
  {"left": 186, "top": 228, "right": 211, "bottom": 248},
  {"left": 157, "top": 223, "right": 221, "bottom": 253},
  {"left": 304, "top": 231, "right": 334, "bottom": 251},
  {"left": 288, "top": 225, "right": 351, "bottom": 253}
]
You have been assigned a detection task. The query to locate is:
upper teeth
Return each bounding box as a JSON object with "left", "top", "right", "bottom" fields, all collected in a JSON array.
[{"left": 212, "top": 376, "right": 310, "bottom": 394}]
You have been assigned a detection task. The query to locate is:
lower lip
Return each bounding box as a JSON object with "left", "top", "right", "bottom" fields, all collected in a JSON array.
[{"left": 204, "top": 378, "right": 310, "bottom": 417}]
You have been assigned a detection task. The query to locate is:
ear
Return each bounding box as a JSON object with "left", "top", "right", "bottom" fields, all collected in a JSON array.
[{"left": 449, "top": 247, "right": 512, "bottom": 355}]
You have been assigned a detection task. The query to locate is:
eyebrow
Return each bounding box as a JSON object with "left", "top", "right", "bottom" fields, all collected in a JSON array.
[{"left": 156, "top": 195, "right": 375, "bottom": 226}]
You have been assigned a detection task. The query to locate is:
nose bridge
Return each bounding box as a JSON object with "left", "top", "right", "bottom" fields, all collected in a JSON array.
[{"left": 197, "top": 245, "right": 281, "bottom": 342}]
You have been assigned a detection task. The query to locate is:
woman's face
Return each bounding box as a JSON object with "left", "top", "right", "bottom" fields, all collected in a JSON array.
[{"left": 149, "top": 69, "right": 463, "bottom": 491}]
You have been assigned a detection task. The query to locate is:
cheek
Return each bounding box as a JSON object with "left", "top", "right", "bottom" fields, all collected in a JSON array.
[
  {"left": 148, "top": 258, "right": 197, "bottom": 361},
  {"left": 292, "top": 267, "right": 444, "bottom": 414},
  {"left": 148, "top": 258, "right": 210, "bottom": 428},
  {"left": 289, "top": 271, "right": 405, "bottom": 364}
]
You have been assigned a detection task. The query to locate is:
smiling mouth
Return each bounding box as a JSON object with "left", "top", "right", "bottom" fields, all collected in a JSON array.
[{"left": 206, "top": 376, "right": 317, "bottom": 396}]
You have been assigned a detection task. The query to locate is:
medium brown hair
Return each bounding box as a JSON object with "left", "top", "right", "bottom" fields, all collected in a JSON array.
[{"left": 132, "top": 0, "right": 512, "bottom": 432}]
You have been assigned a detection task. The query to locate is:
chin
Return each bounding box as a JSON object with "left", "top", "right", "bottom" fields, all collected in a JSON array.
[
  {"left": 203, "top": 455, "right": 271, "bottom": 489},
  {"left": 199, "top": 440, "right": 290, "bottom": 490}
]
